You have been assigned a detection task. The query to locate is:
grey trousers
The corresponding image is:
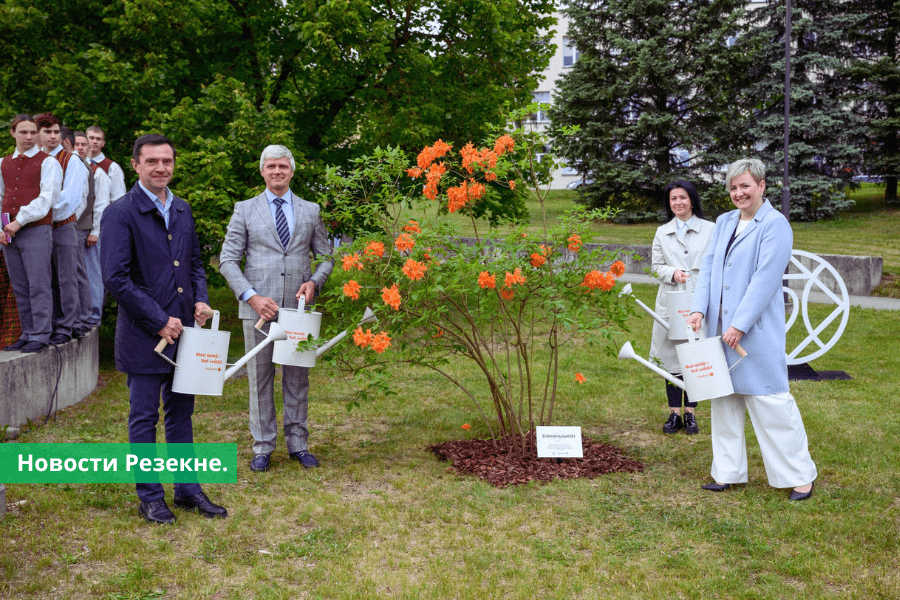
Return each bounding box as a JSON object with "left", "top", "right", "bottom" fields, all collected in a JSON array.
[
  {"left": 75, "top": 229, "right": 94, "bottom": 330},
  {"left": 1, "top": 225, "right": 53, "bottom": 344},
  {"left": 51, "top": 222, "right": 80, "bottom": 337},
  {"left": 243, "top": 319, "right": 310, "bottom": 456}
]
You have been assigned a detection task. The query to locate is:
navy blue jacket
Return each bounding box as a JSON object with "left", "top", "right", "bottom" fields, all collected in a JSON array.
[{"left": 100, "top": 184, "right": 209, "bottom": 374}]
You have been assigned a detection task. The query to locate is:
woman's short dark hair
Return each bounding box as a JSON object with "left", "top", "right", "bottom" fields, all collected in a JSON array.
[{"left": 663, "top": 179, "right": 704, "bottom": 220}]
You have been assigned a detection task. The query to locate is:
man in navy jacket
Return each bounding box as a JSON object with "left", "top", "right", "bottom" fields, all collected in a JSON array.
[{"left": 101, "top": 134, "right": 227, "bottom": 524}]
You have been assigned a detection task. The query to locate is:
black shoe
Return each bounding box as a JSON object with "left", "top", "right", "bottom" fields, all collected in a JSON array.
[
  {"left": 20, "top": 341, "right": 48, "bottom": 353},
  {"left": 3, "top": 339, "right": 27, "bottom": 351},
  {"left": 662, "top": 412, "right": 683, "bottom": 434},
  {"left": 250, "top": 453, "right": 271, "bottom": 472},
  {"left": 173, "top": 492, "right": 227, "bottom": 518},
  {"left": 683, "top": 412, "right": 699, "bottom": 435},
  {"left": 73, "top": 328, "right": 89, "bottom": 339},
  {"left": 50, "top": 333, "right": 71, "bottom": 345},
  {"left": 701, "top": 482, "right": 737, "bottom": 492},
  {"left": 289, "top": 450, "right": 320, "bottom": 468},
  {"left": 789, "top": 482, "right": 814, "bottom": 502},
  {"left": 138, "top": 498, "right": 177, "bottom": 524}
]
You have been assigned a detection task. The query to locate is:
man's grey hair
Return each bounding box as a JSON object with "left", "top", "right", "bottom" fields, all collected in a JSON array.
[
  {"left": 260, "top": 145, "right": 295, "bottom": 171},
  {"left": 725, "top": 158, "right": 766, "bottom": 188}
]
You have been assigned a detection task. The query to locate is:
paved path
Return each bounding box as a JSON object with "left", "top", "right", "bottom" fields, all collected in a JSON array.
[{"left": 619, "top": 274, "right": 900, "bottom": 311}]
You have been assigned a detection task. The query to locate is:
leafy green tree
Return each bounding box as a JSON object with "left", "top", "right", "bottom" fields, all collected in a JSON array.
[
  {"left": 0, "top": 0, "right": 556, "bottom": 245},
  {"left": 548, "top": 0, "right": 748, "bottom": 217},
  {"left": 844, "top": 0, "right": 900, "bottom": 203},
  {"left": 737, "top": 0, "right": 866, "bottom": 220}
]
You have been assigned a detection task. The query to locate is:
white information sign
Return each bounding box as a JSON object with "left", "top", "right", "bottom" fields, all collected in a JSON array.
[{"left": 536, "top": 426, "right": 583, "bottom": 458}]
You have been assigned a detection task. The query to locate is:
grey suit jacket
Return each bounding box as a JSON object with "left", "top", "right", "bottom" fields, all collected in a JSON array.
[{"left": 219, "top": 191, "right": 334, "bottom": 320}]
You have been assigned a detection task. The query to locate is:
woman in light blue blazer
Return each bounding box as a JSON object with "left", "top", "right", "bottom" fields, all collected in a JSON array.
[
  {"left": 649, "top": 180, "right": 714, "bottom": 435},
  {"left": 686, "top": 159, "right": 817, "bottom": 501}
]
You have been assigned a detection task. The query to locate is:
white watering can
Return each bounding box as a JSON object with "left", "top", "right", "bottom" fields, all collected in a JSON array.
[
  {"left": 619, "top": 282, "right": 693, "bottom": 341},
  {"left": 618, "top": 325, "right": 747, "bottom": 402},
  {"left": 262, "top": 296, "right": 378, "bottom": 368},
  {"left": 154, "top": 308, "right": 288, "bottom": 396}
]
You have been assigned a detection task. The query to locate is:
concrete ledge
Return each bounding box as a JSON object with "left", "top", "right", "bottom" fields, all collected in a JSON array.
[
  {"left": 457, "top": 238, "right": 882, "bottom": 296},
  {"left": 0, "top": 328, "right": 99, "bottom": 429},
  {"left": 786, "top": 253, "right": 883, "bottom": 297}
]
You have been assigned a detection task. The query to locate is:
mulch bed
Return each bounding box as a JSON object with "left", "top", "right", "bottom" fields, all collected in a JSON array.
[{"left": 427, "top": 431, "right": 644, "bottom": 488}]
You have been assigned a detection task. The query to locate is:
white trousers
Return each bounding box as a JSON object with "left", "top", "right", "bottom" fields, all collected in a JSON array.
[{"left": 710, "top": 392, "right": 817, "bottom": 488}]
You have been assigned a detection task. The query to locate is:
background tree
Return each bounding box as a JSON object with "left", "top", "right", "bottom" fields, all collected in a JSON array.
[
  {"left": 548, "top": 0, "right": 748, "bottom": 219},
  {"left": 844, "top": 0, "right": 900, "bottom": 204},
  {"left": 0, "top": 0, "right": 555, "bottom": 271},
  {"left": 737, "top": 0, "right": 866, "bottom": 221}
]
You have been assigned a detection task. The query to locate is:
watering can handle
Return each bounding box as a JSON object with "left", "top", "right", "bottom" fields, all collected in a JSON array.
[{"left": 154, "top": 337, "right": 169, "bottom": 353}]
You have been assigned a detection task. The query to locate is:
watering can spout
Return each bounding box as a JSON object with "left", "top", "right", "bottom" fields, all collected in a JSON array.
[
  {"left": 314, "top": 307, "right": 378, "bottom": 358},
  {"left": 618, "top": 341, "right": 687, "bottom": 391},
  {"left": 619, "top": 283, "right": 671, "bottom": 332},
  {"left": 223, "top": 322, "right": 288, "bottom": 380}
]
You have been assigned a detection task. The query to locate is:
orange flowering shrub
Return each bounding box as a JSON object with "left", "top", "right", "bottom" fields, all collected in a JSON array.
[
  {"left": 343, "top": 280, "right": 361, "bottom": 300},
  {"left": 462, "top": 423, "right": 471, "bottom": 431},
  {"left": 317, "top": 122, "right": 631, "bottom": 452}
]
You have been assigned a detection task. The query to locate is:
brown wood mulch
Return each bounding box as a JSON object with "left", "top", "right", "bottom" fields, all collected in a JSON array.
[{"left": 427, "top": 431, "right": 644, "bottom": 488}]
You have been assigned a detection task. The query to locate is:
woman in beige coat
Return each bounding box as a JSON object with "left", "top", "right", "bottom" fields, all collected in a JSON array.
[{"left": 649, "top": 180, "right": 715, "bottom": 434}]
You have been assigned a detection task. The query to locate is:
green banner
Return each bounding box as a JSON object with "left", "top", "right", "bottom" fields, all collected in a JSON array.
[{"left": 0, "top": 443, "right": 237, "bottom": 484}]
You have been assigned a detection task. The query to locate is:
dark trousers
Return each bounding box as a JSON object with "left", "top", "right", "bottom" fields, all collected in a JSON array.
[
  {"left": 666, "top": 374, "right": 697, "bottom": 409},
  {"left": 127, "top": 373, "right": 203, "bottom": 502}
]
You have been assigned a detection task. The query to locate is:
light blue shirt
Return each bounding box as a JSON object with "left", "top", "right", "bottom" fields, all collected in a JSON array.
[
  {"left": 239, "top": 189, "right": 296, "bottom": 301},
  {"left": 138, "top": 181, "right": 174, "bottom": 229},
  {"left": 675, "top": 215, "right": 694, "bottom": 242}
]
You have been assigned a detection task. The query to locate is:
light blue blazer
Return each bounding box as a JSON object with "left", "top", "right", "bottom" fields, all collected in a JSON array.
[{"left": 690, "top": 200, "right": 792, "bottom": 395}]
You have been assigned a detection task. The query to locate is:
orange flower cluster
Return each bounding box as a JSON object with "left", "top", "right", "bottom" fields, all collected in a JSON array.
[
  {"left": 353, "top": 328, "right": 392, "bottom": 354},
  {"left": 370, "top": 331, "right": 392, "bottom": 354},
  {"left": 395, "top": 233, "right": 415, "bottom": 252},
  {"left": 447, "top": 180, "right": 486, "bottom": 213},
  {"left": 402, "top": 258, "right": 428, "bottom": 281},
  {"left": 611, "top": 260, "right": 626, "bottom": 277},
  {"left": 581, "top": 270, "right": 616, "bottom": 291},
  {"left": 403, "top": 220, "right": 421, "bottom": 234},
  {"left": 509, "top": 180, "right": 516, "bottom": 190},
  {"left": 462, "top": 423, "right": 471, "bottom": 431},
  {"left": 353, "top": 327, "right": 374, "bottom": 347},
  {"left": 530, "top": 253, "right": 547, "bottom": 268},
  {"left": 500, "top": 289, "right": 515, "bottom": 300},
  {"left": 382, "top": 284, "right": 401, "bottom": 310},
  {"left": 343, "top": 280, "right": 361, "bottom": 300},
  {"left": 342, "top": 252, "right": 363, "bottom": 271},
  {"left": 423, "top": 162, "right": 446, "bottom": 200},
  {"left": 460, "top": 142, "right": 498, "bottom": 174},
  {"left": 493, "top": 134, "right": 515, "bottom": 156},
  {"left": 416, "top": 140, "right": 452, "bottom": 170},
  {"left": 568, "top": 234, "right": 582, "bottom": 252},
  {"left": 478, "top": 271, "right": 496, "bottom": 289},
  {"left": 575, "top": 373, "right": 586, "bottom": 384},
  {"left": 504, "top": 268, "right": 526, "bottom": 288},
  {"left": 364, "top": 241, "right": 385, "bottom": 259}
]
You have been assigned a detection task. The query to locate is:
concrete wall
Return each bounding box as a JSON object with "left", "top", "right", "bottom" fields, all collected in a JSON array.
[
  {"left": 457, "top": 238, "right": 882, "bottom": 296},
  {"left": 0, "top": 328, "right": 99, "bottom": 429}
]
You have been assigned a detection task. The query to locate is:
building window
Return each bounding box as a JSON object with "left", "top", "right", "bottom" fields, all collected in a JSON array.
[
  {"left": 531, "top": 92, "right": 550, "bottom": 122},
  {"left": 563, "top": 37, "right": 579, "bottom": 67}
]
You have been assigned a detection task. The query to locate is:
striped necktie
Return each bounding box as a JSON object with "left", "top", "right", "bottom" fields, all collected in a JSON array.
[{"left": 273, "top": 197, "right": 290, "bottom": 249}]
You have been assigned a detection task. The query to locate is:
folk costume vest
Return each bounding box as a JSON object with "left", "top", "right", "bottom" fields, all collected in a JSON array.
[
  {"left": 1, "top": 151, "right": 52, "bottom": 228},
  {"left": 94, "top": 156, "right": 113, "bottom": 174},
  {"left": 76, "top": 162, "right": 98, "bottom": 231}
]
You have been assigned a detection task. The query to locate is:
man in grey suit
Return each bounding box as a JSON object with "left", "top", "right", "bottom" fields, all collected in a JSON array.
[{"left": 219, "top": 145, "right": 333, "bottom": 472}]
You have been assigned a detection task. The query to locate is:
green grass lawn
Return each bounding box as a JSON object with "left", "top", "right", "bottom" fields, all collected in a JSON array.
[{"left": 3, "top": 283, "right": 899, "bottom": 599}]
